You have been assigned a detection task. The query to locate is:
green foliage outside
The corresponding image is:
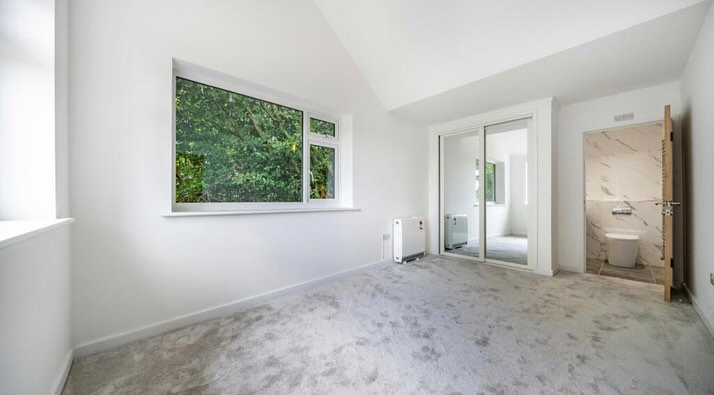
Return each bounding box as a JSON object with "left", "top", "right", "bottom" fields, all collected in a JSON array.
[
  {"left": 175, "top": 78, "right": 336, "bottom": 203},
  {"left": 175, "top": 152, "right": 206, "bottom": 202},
  {"left": 310, "top": 118, "right": 335, "bottom": 137},
  {"left": 310, "top": 145, "right": 335, "bottom": 199},
  {"left": 475, "top": 159, "right": 496, "bottom": 202}
]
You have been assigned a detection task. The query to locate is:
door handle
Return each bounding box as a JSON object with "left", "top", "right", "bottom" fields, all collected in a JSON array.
[{"left": 655, "top": 200, "right": 681, "bottom": 206}]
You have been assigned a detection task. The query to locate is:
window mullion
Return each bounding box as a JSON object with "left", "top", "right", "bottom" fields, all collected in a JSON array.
[{"left": 302, "top": 111, "right": 310, "bottom": 204}]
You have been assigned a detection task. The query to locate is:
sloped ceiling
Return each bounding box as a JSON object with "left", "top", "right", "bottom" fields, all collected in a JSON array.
[
  {"left": 313, "top": 0, "right": 709, "bottom": 116},
  {"left": 393, "top": 2, "right": 710, "bottom": 123}
]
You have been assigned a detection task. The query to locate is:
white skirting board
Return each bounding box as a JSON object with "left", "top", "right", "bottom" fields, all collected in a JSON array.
[
  {"left": 683, "top": 284, "right": 714, "bottom": 339},
  {"left": 52, "top": 350, "right": 73, "bottom": 395},
  {"left": 73, "top": 259, "right": 391, "bottom": 358}
]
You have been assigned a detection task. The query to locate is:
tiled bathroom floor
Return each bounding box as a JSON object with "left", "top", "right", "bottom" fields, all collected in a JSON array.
[{"left": 586, "top": 257, "right": 664, "bottom": 285}]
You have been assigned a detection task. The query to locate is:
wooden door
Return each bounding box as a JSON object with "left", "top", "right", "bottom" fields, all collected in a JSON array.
[{"left": 661, "top": 105, "right": 678, "bottom": 302}]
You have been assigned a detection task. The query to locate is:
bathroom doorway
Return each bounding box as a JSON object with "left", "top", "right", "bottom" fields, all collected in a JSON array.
[{"left": 583, "top": 119, "right": 668, "bottom": 286}]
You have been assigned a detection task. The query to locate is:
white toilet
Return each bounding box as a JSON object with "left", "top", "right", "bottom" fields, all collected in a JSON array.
[{"left": 605, "top": 233, "right": 639, "bottom": 268}]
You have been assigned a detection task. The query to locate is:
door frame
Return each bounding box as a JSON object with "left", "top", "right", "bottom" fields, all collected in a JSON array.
[{"left": 662, "top": 105, "right": 674, "bottom": 301}]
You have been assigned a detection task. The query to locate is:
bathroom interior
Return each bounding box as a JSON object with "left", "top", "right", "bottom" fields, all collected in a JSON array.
[{"left": 584, "top": 122, "right": 664, "bottom": 284}]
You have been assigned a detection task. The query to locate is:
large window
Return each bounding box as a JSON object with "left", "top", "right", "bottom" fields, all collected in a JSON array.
[
  {"left": 173, "top": 67, "right": 340, "bottom": 212},
  {"left": 475, "top": 159, "right": 496, "bottom": 203}
]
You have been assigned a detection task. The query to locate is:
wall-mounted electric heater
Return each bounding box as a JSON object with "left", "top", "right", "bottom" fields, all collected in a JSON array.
[{"left": 393, "top": 217, "right": 426, "bottom": 263}]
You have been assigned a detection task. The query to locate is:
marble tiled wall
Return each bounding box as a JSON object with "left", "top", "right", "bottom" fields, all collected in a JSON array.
[{"left": 585, "top": 124, "right": 664, "bottom": 267}]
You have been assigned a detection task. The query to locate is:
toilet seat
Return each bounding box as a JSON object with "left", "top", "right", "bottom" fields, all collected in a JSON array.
[{"left": 605, "top": 233, "right": 638, "bottom": 241}]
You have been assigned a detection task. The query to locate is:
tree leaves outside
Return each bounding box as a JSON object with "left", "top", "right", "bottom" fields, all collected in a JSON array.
[
  {"left": 310, "top": 118, "right": 335, "bottom": 137},
  {"left": 175, "top": 78, "right": 336, "bottom": 203},
  {"left": 310, "top": 145, "right": 335, "bottom": 199}
]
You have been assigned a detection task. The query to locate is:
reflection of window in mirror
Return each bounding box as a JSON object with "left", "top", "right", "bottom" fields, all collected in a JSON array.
[
  {"left": 494, "top": 161, "right": 505, "bottom": 204},
  {"left": 475, "top": 159, "right": 496, "bottom": 204}
]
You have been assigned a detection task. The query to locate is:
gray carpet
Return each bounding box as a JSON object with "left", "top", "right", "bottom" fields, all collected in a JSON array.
[
  {"left": 63, "top": 256, "right": 714, "bottom": 394},
  {"left": 448, "top": 235, "right": 528, "bottom": 265}
]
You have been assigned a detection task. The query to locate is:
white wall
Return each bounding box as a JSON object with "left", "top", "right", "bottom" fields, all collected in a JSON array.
[
  {"left": 443, "top": 133, "right": 480, "bottom": 241},
  {"left": 0, "top": 0, "right": 72, "bottom": 393},
  {"left": 69, "top": 0, "right": 428, "bottom": 348},
  {"left": 680, "top": 3, "right": 714, "bottom": 334},
  {"left": 0, "top": 226, "right": 73, "bottom": 395},
  {"left": 484, "top": 133, "right": 511, "bottom": 237},
  {"left": 557, "top": 82, "right": 681, "bottom": 273},
  {"left": 0, "top": 0, "right": 59, "bottom": 220},
  {"left": 55, "top": 0, "right": 70, "bottom": 218},
  {"left": 509, "top": 155, "right": 528, "bottom": 236}
]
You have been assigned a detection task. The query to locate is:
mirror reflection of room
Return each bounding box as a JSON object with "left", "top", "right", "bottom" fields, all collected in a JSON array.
[
  {"left": 443, "top": 122, "right": 529, "bottom": 265},
  {"left": 443, "top": 130, "right": 481, "bottom": 257}
]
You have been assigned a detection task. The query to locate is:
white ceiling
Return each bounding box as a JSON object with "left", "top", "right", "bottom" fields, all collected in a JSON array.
[
  {"left": 393, "top": 2, "right": 710, "bottom": 123},
  {"left": 313, "top": 0, "right": 708, "bottom": 112}
]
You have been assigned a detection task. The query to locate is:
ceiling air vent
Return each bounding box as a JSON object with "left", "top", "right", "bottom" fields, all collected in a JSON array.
[{"left": 614, "top": 112, "right": 634, "bottom": 122}]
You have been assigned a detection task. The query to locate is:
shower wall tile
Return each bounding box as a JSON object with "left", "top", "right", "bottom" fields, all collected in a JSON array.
[
  {"left": 585, "top": 124, "right": 662, "bottom": 201},
  {"left": 586, "top": 201, "right": 664, "bottom": 267}
]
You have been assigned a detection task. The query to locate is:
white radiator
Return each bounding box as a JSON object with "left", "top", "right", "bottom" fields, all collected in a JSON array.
[
  {"left": 445, "top": 214, "right": 468, "bottom": 249},
  {"left": 393, "top": 217, "right": 426, "bottom": 263}
]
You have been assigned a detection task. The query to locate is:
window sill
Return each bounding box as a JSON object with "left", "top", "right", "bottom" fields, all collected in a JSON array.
[
  {"left": 162, "top": 207, "right": 361, "bottom": 217},
  {"left": 0, "top": 218, "right": 75, "bottom": 250}
]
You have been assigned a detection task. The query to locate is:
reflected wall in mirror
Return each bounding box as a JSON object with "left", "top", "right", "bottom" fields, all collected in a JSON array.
[
  {"left": 443, "top": 130, "right": 480, "bottom": 258},
  {"left": 485, "top": 122, "right": 528, "bottom": 265}
]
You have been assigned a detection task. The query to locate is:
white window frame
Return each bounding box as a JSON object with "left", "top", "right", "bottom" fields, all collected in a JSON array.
[
  {"left": 306, "top": 112, "right": 340, "bottom": 205},
  {"left": 474, "top": 158, "right": 497, "bottom": 205},
  {"left": 171, "top": 60, "right": 344, "bottom": 213}
]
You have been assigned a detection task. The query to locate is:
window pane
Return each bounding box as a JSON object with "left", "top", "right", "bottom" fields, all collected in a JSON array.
[
  {"left": 310, "top": 145, "right": 335, "bottom": 199},
  {"left": 475, "top": 159, "right": 496, "bottom": 202},
  {"left": 175, "top": 77, "right": 303, "bottom": 203},
  {"left": 485, "top": 162, "right": 496, "bottom": 202},
  {"left": 310, "top": 117, "right": 336, "bottom": 137}
]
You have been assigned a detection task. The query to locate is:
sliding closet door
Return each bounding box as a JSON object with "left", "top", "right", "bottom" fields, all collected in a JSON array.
[
  {"left": 484, "top": 121, "right": 529, "bottom": 266},
  {"left": 441, "top": 129, "right": 481, "bottom": 259}
]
